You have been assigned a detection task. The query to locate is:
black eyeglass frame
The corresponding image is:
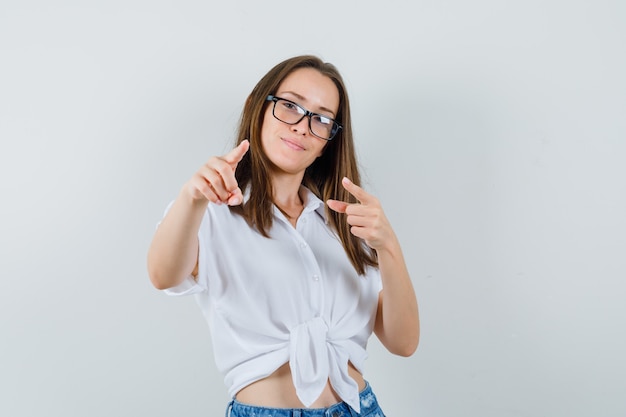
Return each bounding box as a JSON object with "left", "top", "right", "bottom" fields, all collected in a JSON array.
[{"left": 266, "top": 95, "right": 342, "bottom": 141}]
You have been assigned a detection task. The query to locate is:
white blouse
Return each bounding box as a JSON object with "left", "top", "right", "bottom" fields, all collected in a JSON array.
[{"left": 162, "top": 186, "right": 382, "bottom": 413}]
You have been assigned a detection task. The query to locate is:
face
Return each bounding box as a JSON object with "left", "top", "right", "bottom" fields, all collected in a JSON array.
[{"left": 260, "top": 67, "right": 340, "bottom": 178}]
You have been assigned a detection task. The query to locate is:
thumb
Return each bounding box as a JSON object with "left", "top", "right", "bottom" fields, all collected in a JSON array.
[{"left": 327, "top": 199, "right": 349, "bottom": 213}]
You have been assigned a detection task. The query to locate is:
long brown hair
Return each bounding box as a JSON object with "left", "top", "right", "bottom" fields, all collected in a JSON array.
[{"left": 232, "top": 55, "right": 378, "bottom": 275}]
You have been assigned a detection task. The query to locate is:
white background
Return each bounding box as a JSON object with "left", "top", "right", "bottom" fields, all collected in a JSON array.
[{"left": 1, "top": 1, "right": 625, "bottom": 416}]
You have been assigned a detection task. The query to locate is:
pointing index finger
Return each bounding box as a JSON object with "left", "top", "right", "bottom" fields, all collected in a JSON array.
[
  {"left": 341, "top": 177, "right": 370, "bottom": 204},
  {"left": 223, "top": 140, "right": 250, "bottom": 166}
]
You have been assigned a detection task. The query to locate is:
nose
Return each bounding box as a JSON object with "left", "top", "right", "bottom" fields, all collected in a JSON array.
[{"left": 291, "top": 115, "right": 310, "bottom": 136}]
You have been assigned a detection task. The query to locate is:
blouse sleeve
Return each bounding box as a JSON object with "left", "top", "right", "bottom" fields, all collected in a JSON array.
[{"left": 367, "top": 264, "right": 383, "bottom": 293}]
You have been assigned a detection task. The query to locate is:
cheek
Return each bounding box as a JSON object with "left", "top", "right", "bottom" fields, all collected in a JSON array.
[{"left": 316, "top": 141, "right": 328, "bottom": 157}]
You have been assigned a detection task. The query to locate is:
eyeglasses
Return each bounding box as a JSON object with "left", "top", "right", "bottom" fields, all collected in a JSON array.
[{"left": 266, "top": 95, "right": 342, "bottom": 141}]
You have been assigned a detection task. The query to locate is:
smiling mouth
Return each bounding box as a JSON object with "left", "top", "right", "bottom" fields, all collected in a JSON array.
[{"left": 281, "top": 138, "right": 305, "bottom": 151}]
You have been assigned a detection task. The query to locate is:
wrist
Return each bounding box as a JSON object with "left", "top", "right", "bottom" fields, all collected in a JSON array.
[
  {"left": 180, "top": 183, "right": 211, "bottom": 210},
  {"left": 375, "top": 234, "right": 403, "bottom": 260}
]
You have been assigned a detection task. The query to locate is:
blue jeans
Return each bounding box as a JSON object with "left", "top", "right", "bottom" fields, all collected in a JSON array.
[{"left": 226, "top": 382, "right": 386, "bottom": 417}]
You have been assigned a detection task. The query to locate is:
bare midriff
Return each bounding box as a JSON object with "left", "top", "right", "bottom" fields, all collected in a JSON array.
[{"left": 235, "top": 362, "right": 366, "bottom": 408}]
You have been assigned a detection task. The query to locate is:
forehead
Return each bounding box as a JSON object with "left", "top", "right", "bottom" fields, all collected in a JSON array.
[{"left": 276, "top": 68, "right": 340, "bottom": 114}]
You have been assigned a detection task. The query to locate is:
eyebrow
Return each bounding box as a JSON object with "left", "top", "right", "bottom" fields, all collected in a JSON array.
[{"left": 279, "top": 91, "right": 337, "bottom": 118}]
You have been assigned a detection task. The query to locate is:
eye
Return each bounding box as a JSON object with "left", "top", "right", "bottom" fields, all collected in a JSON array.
[
  {"left": 279, "top": 100, "right": 302, "bottom": 113},
  {"left": 313, "top": 115, "right": 333, "bottom": 127}
]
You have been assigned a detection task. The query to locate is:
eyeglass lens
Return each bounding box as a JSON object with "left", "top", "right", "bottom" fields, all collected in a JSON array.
[{"left": 273, "top": 98, "right": 338, "bottom": 140}]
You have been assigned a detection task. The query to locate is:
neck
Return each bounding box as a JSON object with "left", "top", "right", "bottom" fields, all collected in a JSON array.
[{"left": 271, "top": 172, "right": 306, "bottom": 219}]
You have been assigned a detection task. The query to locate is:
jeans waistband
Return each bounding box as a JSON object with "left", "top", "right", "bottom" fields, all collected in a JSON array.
[{"left": 226, "top": 382, "right": 380, "bottom": 417}]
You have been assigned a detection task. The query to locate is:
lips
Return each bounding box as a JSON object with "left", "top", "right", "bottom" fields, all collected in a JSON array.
[{"left": 281, "top": 137, "right": 305, "bottom": 151}]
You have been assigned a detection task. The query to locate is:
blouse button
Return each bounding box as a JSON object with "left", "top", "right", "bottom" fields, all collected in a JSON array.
[
  {"left": 313, "top": 275, "right": 319, "bottom": 282},
  {"left": 300, "top": 242, "right": 307, "bottom": 249}
]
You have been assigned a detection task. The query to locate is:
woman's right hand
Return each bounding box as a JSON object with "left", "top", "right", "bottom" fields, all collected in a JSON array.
[{"left": 185, "top": 140, "right": 250, "bottom": 206}]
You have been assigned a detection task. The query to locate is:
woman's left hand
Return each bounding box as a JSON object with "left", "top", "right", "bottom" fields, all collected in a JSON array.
[
  {"left": 327, "top": 177, "right": 396, "bottom": 251},
  {"left": 329, "top": 177, "right": 419, "bottom": 356}
]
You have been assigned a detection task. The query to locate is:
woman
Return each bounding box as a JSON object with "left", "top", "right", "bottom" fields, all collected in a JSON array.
[{"left": 147, "top": 55, "right": 419, "bottom": 416}]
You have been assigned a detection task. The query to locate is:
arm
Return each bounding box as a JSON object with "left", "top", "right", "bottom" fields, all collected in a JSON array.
[
  {"left": 147, "top": 190, "right": 207, "bottom": 290},
  {"left": 327, "top": 177, "right": 419, "bottom": 356},
  {"left": 373, "top": 237, "right": 419, "bottom": 356},
  {"left": 147, "top": 140, "right": 249, "bottom": 290}
]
